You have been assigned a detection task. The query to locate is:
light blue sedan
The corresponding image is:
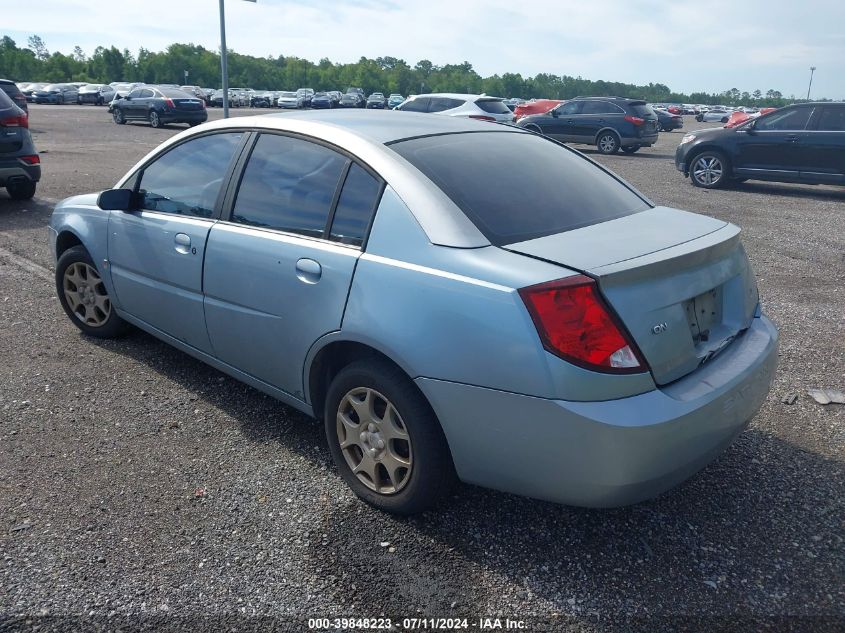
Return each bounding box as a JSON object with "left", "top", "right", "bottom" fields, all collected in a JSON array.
[{"left": 49, "top": 111, "right": 778, "bottom": 514}]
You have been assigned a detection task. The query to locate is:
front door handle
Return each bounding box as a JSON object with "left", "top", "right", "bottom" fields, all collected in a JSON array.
[
  {"left": 784, "top": 134, "right": 799, "bottom": 142},
  {"left": 296, "top": 258, "right": 322, "bottom": 284},
  {"left": 174, "top": 233, "right": 192, "bottom": 254}
]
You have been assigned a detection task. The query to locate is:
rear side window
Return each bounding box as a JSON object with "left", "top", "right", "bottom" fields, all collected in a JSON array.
[
  {"left": 581, "top": 101, "right": 620, "bottom": 115},
  {"left": 399, "top": 97, "right": 430, "bottom": 113},
  {"left": 429, "top": 97, "right": 465, "bottom": 112},
  {"left": 475, "top": 99, "right": 511, "bottom": 114},
  {"left": 232, "top": 134, "right": 348, "bottom": 238},
  {"left": 391, "top": 132, "right": 649, "bottom": 246},
  {"left": 137, "top": 132, "right": 243, "bottom": 218},
  {"left": 330, "top": 164, "right": 382, "bottom": 246},
  {"left": 817, "top": 107, "right": 845, "bottom": 131}
]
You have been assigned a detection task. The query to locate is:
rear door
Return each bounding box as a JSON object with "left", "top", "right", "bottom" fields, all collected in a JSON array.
[
  {"left": 801, "top": 105, "right": 845, "bottom": 184},
  {"left": 203, "top": 133, "right": 383, "bottom": 397},
  {"left": 107, "top": 131, "right": 245, "bottom": 353},
  {"left": 734, "top": 105, "right": 815, "bottom": 179},
  {"left": 0, "top": 99, "right": 24, "bottom": 153}
]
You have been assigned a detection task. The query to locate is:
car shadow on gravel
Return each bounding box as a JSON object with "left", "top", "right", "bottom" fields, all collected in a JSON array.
[
  {"left": 732, "top": 181, "right": 845, "bottom": 202},
  {"left": 87, "top": 330, "right": 844, "bottom": 629}
]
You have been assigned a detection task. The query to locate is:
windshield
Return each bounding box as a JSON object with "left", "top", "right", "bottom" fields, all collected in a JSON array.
[{"left": 391, "top": 132, "right": 649, "bottom": 246}]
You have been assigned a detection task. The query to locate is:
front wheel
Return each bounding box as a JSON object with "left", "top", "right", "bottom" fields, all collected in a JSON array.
[
  {"left": 6, "top": 181, "right": 36, "bottom": 200},
  {"left": 148, "top": 110, "right": 162, "bottom": 128},
  {"left": 596, "top": 131, "right": 620, "bottom": 154},
  {"left": 690, "top": 151, "right": 730, "bottom": 189},
  {"left": 324, "top": 359, "right": 456, "bottom": 515},
  {"left": 56, "top": 246, "right": 129, "bottom": 338},
  {"left": 621, "top": 145, "right": 641, "bottom": 154},
  {"left": 113, "top": 108, "right": 126, "bottom": 124}
]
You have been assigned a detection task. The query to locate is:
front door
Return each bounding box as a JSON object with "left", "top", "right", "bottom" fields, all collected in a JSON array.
[
  {"left": 203, "top": 133, "right": 383, "bottom": 398},
  {"left": 733, "top": 105, "right": 815, "bottom": 179},
  {"left": 107, "top": 131, "right": 245, "bottom": 353},
  {"left": 544, "top": 100, "right": 582, "bottom": 141}
]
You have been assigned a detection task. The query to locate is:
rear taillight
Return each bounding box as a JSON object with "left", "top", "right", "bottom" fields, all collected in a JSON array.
[
  {"left": 0, "top": 113, "right": 28, "bottom": 128},
  {"left": 519, "top": 275, "right": 646, "bottom": 374},
  {"left": 468, "top": 115, "right": 496, "bottom": 122},
  {"left": 164, "top": 98, "right": 175, "bottom": 108},
  {"left": 624, "top": 115, "right": 645, "bottom": 126},
  {"left": 19, "top": 155, "right": 40, "bottom": 165}
]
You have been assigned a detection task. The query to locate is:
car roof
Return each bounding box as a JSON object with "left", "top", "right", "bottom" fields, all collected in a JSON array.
[{"left": 410, "top": 92, "right": 500, "bottom": 101}]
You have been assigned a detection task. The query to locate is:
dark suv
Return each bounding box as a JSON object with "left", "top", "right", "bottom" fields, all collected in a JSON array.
[
  {"left": 676, "top": 102, "right": 845, "bottom": 188},
  {"left": 0, "top": 89, "right": 40, "bottom": 200},
  {"left": 0, "top": 80, "right": 28, "bottom": 112},
  {"left": 516, "top": 96, "right": 659, "bottom": 154}
]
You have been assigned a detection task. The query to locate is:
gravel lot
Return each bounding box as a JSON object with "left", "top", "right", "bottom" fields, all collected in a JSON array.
[{"left": 0, "top": 104, "right": 843, "bottom": 632}]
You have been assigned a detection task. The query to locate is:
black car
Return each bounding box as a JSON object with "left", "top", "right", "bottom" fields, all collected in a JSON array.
[
  {"left": 0, "top": 89, "right": 40, "bottom": 200},
  {"left": 112, "top": 86, "right": 207, "bottom": 128},
  {"left": 516, "top": 96, "right": 659, "bottom": 154},
  {"left": 0, "top": 80, "right": 28, "bottom": 112},
  {"left": 311, "top": 92, "right": 333, "bottom": 109},
  {"left": 655, "top": 108, "right": 683, "bottom": 132},
  {"left": 339, "top": 93, "right": 365, "bottom": 108},
  {"left": 676, "top": 102, "right": 845, "bottom": 189}
]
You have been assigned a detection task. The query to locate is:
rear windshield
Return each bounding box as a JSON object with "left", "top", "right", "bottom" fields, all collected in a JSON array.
[
  {"left": 391, "top": 132, "right": 649, "bottom": 245},
  {"left": 476, "top": 98, "right": 511, "bottom": 114},
  {"left": 160, "top": 88, "right": 193, "bottom": 98},
  {"left": 629, "top": 103, "right": 654, "bottom": 117}
]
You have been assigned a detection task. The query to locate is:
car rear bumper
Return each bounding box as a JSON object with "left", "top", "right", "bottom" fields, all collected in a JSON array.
[
  {"left": 416, "top": 314, "right": 778, "bottom": 508},
  {"left": 160, "top": 110, "right": 207, "bottom": 124},
  {"left": 78, "top": 94, "right": 102, "bottom": 103},
  {"left": 0, "top": 161, "right": 41, "bottom": 186}
]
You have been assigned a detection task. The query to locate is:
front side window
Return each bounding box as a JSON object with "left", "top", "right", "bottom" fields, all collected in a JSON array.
[
  {"left": 330, "top": 164, "right": 382, "bottom": 246},
  {"left": 755, "top": 106, "right": 813, "bottom": 131},
  {"left": 232, "top": 134, "right": 348, "bottom": 237},
  {"left": 557, "top": 101, "right": 582, "bottom": 116},
  {"left": 137, "top": 133, "right": 243, "bottom": 218},
  {"left": 816, "top": 107, "right": 845, "bottom": 132}
]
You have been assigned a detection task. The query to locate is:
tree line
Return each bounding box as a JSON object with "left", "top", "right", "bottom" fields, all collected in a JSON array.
[{"left": 0, "top": 35, "right": 821, "bottom": 108}]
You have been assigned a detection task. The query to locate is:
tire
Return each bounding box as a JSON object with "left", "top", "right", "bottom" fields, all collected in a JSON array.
[
  {"left": 621, "top": 145, "right": 641, "bottom": 154},
  {"left": 721, "top": 117, "right": 729, "bottom": 123},
  {"left": 596, "top": 131, "right": 620, "bottom": 154},
  {"left": 689, "top": 150, "right": 730, "bottom": 189},
  {"left": 55, "top": 246, "right": 129, "bottom": 339},
  {"left": 113, "top": 108, "right": 126, "bottom": 124},
  {"left": 324, "top": 359, "right": 456, "bottom": 515},
  {"left": 6, "top": 180, "right": 36, "bottom": 200},
  {"left": 148, "top": 110, "right": 162, "bottom": 128}
]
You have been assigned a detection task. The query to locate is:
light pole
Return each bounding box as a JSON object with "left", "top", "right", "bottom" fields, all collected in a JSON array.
[
  {"left": 219, "top": 0, "right": 256, "bottom": 118},
  {"left": 807, "top": 66, "right": 816, "bottom": 101}
]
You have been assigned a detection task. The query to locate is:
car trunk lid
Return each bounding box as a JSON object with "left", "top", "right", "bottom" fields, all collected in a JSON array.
[
  {"left": 505, "top": 207, "right": 759, "bottom": 385},
  {"left": 171, "top": 98, "right": 203, "bottom": 111}
]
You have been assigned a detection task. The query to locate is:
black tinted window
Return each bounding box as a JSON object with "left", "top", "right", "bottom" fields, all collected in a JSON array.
[
  {"left": 232, "top": 134, "right": 348, "bottom": 237},
  {"left": 330, "top": 164, "right": 382, "bottom": 246},
  {"left": 557, "top": 101, "right": 581, "bottom": 115},
  {"left": 581, "top": 101, "right": 619, "bottom": 114},
  {"left": 400, "top": 98, "right": 430, "bottom": 112},
  {"left": 817, "top": 107, "right": 845, "bottom": 131},
  {"left": 138, "top": 133, "right": 243, "bottom": 218},
  {"left": 756, "top": 106, "right": 813, "bottom": 131},
  {"left": 140, "top": 89, "right": 155, "bottom": 98},
  {"left": 630, "top": 104, "right": 654, "bottom": 117},
  {"left": 476, "top": 99, "right": 511, "bottom": 114},
  {"left": 429, "top": 97, "right": 464, "bottom": 112},
  {"left": 392, "top": 132, "right": 649, "bottom": 245}
]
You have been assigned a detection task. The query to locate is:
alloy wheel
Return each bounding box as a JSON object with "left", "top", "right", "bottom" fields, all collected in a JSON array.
[
  {"left": 62, "top": 262, "right": 111, "bottom": 327},
  {"left": 598, "top": 134, "right": 618, "bottom": 153},
  {"left": 336, "top": 387, "right": 413, "bottom": 494},
  {"left": 692, "top": 155, "right": 724, "bottom": 186}
]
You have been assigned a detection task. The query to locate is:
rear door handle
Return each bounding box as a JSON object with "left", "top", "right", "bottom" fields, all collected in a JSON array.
[
  {"left": 296, "top": 258, "right": 322, "bottom": 284},
  {"left": 785, "top": 135, "right": 799, "bottom": 142}
]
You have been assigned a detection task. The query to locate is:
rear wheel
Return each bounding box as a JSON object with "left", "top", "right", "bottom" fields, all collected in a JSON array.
[
  {"left": 148, "top": 110, "right": 162, "bottom": 128},
  {"left": 56, "top": 246, "right": 129, "bottom": 338},
  {"left": 6, "top": 181, "right": 36, "bottom": 200},
  {"left": 596, "top": 131, "right": 620, "bottom": 154},
  {"left": 113, "top": 108, "right": 126, "bottom": 124},
  {"left": 621, "top": 145, "right": 641, "bottom": 154},
  {"left": 690, "top": 150, "right": 730, "bottom": 189},
  {"left": 324, "top": 359, "right": 456, "bottom": 515}
]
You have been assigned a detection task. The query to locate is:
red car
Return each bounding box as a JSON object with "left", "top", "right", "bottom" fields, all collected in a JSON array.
[
  {"left": 724, "top": 108, "right": 777, "bottom": 128},
  {"left": 514, "top": 99, "right": 562, "bottom": 121}
]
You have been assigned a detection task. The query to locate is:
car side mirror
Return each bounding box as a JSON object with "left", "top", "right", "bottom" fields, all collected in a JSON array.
[
  {"left": 551, "top": 109, "right": 559, "bottom": 118},
  {"left": 745, "top": 120, "right": 756, "bottom": 134},
  {"left": 97, "top": 188, "right": 135, "bottom": 211}
]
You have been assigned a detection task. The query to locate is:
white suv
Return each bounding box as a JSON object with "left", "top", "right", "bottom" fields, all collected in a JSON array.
[{"left": 396, "top": 93, "right": 514, "bottom": 123}]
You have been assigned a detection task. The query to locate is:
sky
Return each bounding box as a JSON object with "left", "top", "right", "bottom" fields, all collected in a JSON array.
[{"left": 5, "top": 0, "right": 844, "bottom": 99}]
